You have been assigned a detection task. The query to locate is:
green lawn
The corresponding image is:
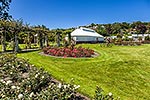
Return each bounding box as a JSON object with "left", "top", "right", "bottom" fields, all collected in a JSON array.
[
  {"left": 0, "top": 44, "right": 39, "bottom": 52},
  {"left": 17, "top": 44, "right": 150, "bottom": 100}
]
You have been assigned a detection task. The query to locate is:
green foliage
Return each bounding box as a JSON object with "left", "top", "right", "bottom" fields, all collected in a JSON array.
[
  {"left": 96, "top": 25, "right": 108, "bottom": 36},
  {"left": 138, "top": 36, "right": 142, "bottom": 41},
  {"left": 94, "top": 86, "right": 120, "bottom": 100},
  {"left": 90, "top": 21, "right": 150, "bottom": 36},
  {"left": 116, "top": 33, "right": 122, "bottom": 38},
  {"left": 0, "top": 0, "right": 12, "bottom": 20},
  {"left": 0, "top": 54, "right": 81, "bottom": 99},
  {"left": 145, "top": 35, "right": 150, "bottom": 41}
]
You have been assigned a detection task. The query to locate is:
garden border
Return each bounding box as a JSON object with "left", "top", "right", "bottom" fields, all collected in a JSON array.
[{"left": 39, "top": 52, "right": 99, "bottom": 59}]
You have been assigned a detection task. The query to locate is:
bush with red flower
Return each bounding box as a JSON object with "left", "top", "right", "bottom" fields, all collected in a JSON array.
[{"left": 43, "top": 46, "right": 95, "bottom": 58}]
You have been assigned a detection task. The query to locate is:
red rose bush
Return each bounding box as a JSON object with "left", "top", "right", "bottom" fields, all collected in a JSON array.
[{"left": 43, "top": 46, "right": 95, "bottom": 58}]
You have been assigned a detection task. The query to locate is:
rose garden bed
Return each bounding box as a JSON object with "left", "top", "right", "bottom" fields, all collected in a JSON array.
[
  {"left": 0, "top": 54, "right": 84, "bottom": 99},
  {"left": 42, "top": 46, "right": 96, "bottom": 58}
]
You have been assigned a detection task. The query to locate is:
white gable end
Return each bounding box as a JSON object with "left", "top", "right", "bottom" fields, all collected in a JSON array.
[
  {"left": 66, "top": 27, "right": 104, "bottom": 43},
  {"left": 71, "top": 27, "right": 103, "bottom": 37}
]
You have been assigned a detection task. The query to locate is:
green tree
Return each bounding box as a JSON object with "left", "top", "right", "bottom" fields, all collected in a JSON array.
[
  {"left": 56, "top": 29, "right": 62, "bottom": 47},
  {"left": 0, "top": 20, "right": 9, "bottom": 52},
  {"left": 0, "top": 0, "right": 12, "bottom": 20},
  {"left": 146, "top": 23, "right": 150, "bottom": 34},
  {"left": 10, "top": 19, "right": 23, "bottom": 52},
  {"left": 96, "top": 25, "right": 108, "bottom": 36},
  {"left": 104, "top": 24, "right": 113, "bottom": 35},
  {"left": 0, "top": 0, "right": 11, "bottom": 52},
  {"left": 136, "top": 23, "right": 147, "bottom": 35},
  {"left": 112, "top": 22, "right": 122, "bottom": 34},
  {"left": 120, "top": 22, "right": 130, "bottom": 34}
]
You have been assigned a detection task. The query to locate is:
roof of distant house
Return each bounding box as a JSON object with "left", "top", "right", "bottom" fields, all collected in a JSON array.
[{"left": 71, "top": 27, "right": 103, "bottom": 37}]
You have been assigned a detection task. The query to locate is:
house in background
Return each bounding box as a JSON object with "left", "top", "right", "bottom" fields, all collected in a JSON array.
[
  {"left": 65, "top": 27, "right": 104, "bottom": 43},
  {"left": 131, "top": 34, "right": 150, "bottom": 41}
]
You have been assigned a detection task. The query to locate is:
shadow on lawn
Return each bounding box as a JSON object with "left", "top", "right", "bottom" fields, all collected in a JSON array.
[
  {"left": 19, "top": 48, "right": 40, "bottom": 53},
  {"left": 0, "top": 49, "right": 40, "bottom": 54}
]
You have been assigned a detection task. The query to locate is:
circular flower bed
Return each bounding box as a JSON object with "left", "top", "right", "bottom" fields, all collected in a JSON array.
[{"left": 43, "top": 46, "right": 95, "bottom": 58}]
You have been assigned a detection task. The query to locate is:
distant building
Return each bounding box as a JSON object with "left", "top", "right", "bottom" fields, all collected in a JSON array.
[
  {"left": 131, "top": 34, "right": 150, "bottom": 41},
  {"left": 65, "top": 27, "right": 104, "bottom": 43}
]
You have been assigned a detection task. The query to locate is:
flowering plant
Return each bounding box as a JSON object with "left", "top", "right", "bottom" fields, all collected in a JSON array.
[
  {"left": 43, "top": 46, "right": 95, "bottom": 58},
  {"left": 0, "top": 54, "right": 82, "bottom": 99},
  {"left": 94, "top": 86, "right": 120, "bottom": 100}
]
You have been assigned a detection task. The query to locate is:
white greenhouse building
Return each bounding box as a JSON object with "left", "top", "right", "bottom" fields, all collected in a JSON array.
[{"left": 66, "top": 27, "right": 104, "bottom": 43}]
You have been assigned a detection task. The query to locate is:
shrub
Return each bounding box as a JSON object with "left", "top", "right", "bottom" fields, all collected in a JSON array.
[
  {"left": 0, "top": 54, "right": 81, "bottom": 99},
  {"left": 43, "top": 46, "right": 95, "bottom": 58},
  {"left": 145, "top": 35, "right": 150, "bottom": 41},
  {"left": 94, "top": 86, "right": 120, "bottom": 100}
]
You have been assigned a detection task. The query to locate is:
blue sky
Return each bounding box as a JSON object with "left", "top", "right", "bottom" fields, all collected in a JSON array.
[{"left": 9, "top": 0, "right": 150, "bottom": 29}]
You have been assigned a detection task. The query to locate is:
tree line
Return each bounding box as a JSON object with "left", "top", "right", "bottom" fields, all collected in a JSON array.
[
  {"left": 87, "top": 21, "right": 150, "bottom": 37},
  {"left": 0, "top": 19, "right": 74, "bottom": 52}
]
